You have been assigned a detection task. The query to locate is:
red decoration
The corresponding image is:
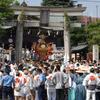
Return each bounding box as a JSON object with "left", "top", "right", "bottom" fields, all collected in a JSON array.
[{"left": 89, "top": 75, "right": 96, "bottom": 81}]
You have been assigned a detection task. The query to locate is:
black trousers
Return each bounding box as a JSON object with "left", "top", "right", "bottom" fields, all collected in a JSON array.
[
  {"left": 96, "top": 92, "right": 100, "bottom": 100},
  {"left": 2, "top": 86, "right": 14, "bottom": 100},
  {"left": 0, "top": 88, "right": 2, "bottom": 99},
  {"left": 64, "top": 88, "right": 68, "bottom": 100},
  {"left": 37, "top": 85, "right": 46, "bottom": 100},
  {"left": 56, "top": 89, "right": 64, "bottom": 100}
]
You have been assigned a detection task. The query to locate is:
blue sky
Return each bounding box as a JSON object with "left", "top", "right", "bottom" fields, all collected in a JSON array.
[
  {"left": 19, "top": 0, "right": 100, "bottom": 17},
  {"left": 77, "top": 0, "right": 100, "bottom": 17},
  {"left": 19, "top": 0, "right": 42, "bottom": 6}
]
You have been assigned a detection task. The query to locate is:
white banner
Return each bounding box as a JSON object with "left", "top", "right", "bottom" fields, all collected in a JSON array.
[{"left": 93, "top": 45, "right": 99, "bottom": 63}]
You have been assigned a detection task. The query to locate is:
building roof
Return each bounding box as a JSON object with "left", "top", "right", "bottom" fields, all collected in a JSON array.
[{"left": 71, "top": 44, "right": 88, "bottom": 52}]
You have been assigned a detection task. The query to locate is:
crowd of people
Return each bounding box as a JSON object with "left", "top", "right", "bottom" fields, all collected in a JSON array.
[{"left": 0, "top": 59, "right": 100, "bottom": 100}]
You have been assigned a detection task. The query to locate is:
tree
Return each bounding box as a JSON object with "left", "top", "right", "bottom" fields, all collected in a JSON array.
[
  {"left": 13, "top": 0, "right": 20, "bottom": 6},
  {"left": 42, "top": 0, "right": 74, "bottom": 7},
  {"left": 0, "top": 0, "right": 16, "bottom": 23},
  {"left": 0, "top": 0, "right": 16, "bottom": 43},
  {"left": 70, "top": 27, "right": 88, "bottom": 46},
  {"left": 64, "top": 13, "right": 87, "bottom": 47},
  {"left": 87, "top": 21, "right": 100, "bottom": 50}
]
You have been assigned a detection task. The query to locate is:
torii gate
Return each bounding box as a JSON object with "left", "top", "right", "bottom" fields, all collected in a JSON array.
[{"left": 6, "top": 5, "right": 86, "bottom": 63}]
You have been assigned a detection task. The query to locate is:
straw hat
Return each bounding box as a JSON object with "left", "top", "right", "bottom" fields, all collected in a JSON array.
[{"left": 76, "top": 69, "right": 84, "bottom": 73}]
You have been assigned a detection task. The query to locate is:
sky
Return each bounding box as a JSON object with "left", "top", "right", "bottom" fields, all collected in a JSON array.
[
  {"left": 77, "top": 0, "right": 100, "bottom": 17},
  {"left": 19, "top": 0, "right": 100, "bottom": 17}
]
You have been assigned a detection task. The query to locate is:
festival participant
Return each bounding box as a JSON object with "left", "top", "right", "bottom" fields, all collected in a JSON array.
[
  {"left": 21, "top": 68, "right": 31, "bottom": 100},
  {"left": 75, "top": 69, "right": 86, "bottom": 100},
  {"left": 96, "top": 78, "right": 100, "bottom": 100},
  {"left": 95, "top": 67, "right": 100, "bottom": 100},
  {"left": 68, "top": 70, "right": 76, "bottom": 100},
  {"left": 0, "top": 70, "right": 4, "bottom": 99},
  {"left": 52, "top": 64, "right": 65, "bottom": 100},
  {"left": 42, "top": 66, "right": 48, "bottom": 100},
  {"left": 36, "top": 68, "right": 46, "bottom": 100},
  {"left": 83, "top": 68, "right": 99, "bottom": 100},
  {"left": 14, "top": 71, "right": 23, "bottom": 100},
  {"left": 28, "top": 70, "right": 35, "bottom": 100},
  {"left": 10, "top": 63, "right": 17, "bottom": 76},
  {"left": 2, "top": 65, "right": 15, "bottom": 100},
  {"left": 63, "top": 67, "right": 71, "bottom": 100},
  {"left": 33, "top": 70, "right": 40, "bottom": 100},
  {"left": 70, "top": 67, "right": 78, "bottom": 83},
  {"left": 45, "top": 70, "right": 56, "bottom": 100}
]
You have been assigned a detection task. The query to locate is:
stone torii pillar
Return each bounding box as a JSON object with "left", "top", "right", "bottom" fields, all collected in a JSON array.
[
  {"left": 63, "top": 12, "right": 70, "bottom": 63},
  {"left": 15, "top": 11, "right": 24, "bottom": 64}
]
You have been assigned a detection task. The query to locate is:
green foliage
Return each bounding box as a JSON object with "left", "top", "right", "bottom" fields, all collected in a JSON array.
[
  {"left": 0, "top": 0, "right": 15, "bottom": 23},
  {"left": 0, "top": 27, "right": 6, "bottom": 39},
  {"left": 64, "top": 12, "right": 70, "bottom": 29},
  {"left": 0, "top": 0, "right": 15, "bottom": 38},
  {"left": 87, "top": 21, "right": 100, "bottom": 48},
  {"left": 64, "top": 12, "right": 87, "bottom": 46},
  {"left": 42, "top": 0, "right": 74, "bottom": 7},
  {"left": 70, "top": 27, "right": 87, "bottom": 46},
  {"left": 17, "top": 10, "right": 25, "bottom": 22},
  {"left": 13, "top": 0, "right": 20, "bottom": 6}
]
